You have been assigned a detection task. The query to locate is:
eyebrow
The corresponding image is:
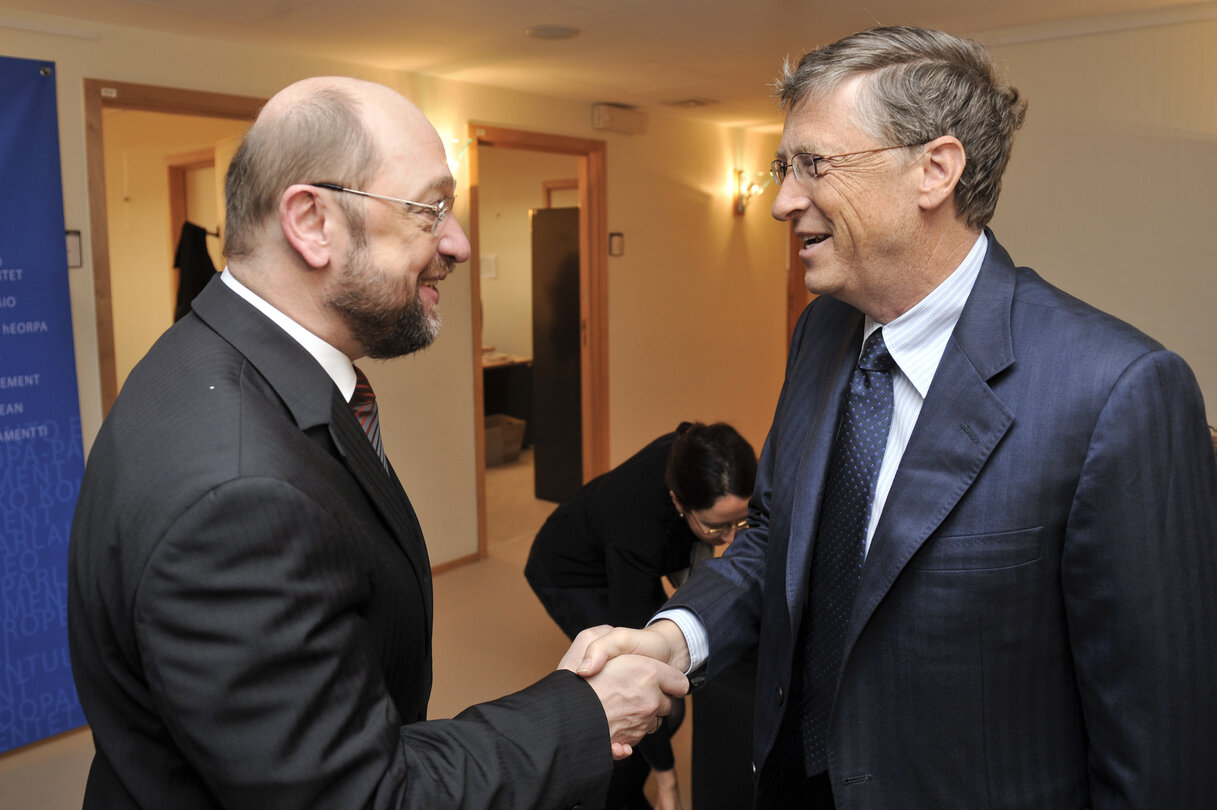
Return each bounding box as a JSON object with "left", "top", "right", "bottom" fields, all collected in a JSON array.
[
  {"left": 421, "top": 175, "right": 456, "bottom": 198},
  {"left": 778, "top": 142, "right": 825, "bottom": 159}
]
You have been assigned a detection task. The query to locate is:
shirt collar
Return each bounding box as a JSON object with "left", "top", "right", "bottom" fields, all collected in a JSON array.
[
  {"left": 220, "top": 268, "right": 358, "bottom": 401},
  {"left": 862, "top": 232, "right": 987, "bottom": 398}
]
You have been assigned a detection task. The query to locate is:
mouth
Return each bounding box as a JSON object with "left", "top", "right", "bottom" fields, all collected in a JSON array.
[
  {"left": 801, "top": 234, "right": 830, "bottom": 249},
  {"left": 418, "top": 257, "right": 454, "bottom": 303},
  {"left": 418, "top": 275, "right": 443, "bottom": 303}
]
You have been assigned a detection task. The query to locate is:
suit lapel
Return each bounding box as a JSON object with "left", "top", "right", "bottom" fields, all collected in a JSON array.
[
  {"left": 330, "top": 395, "right": 435, "bottom": 629},
  {"left": 844, "top": 233, "right": 1018, "bottom": 652},
  {"left": 785, "top": 307, "right": 864, "bottom": 628}
]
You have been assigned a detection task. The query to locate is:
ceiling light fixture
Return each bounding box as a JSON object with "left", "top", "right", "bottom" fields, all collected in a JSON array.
[{"left": 524, "top": 24, "right": 580, "bottom": 40}]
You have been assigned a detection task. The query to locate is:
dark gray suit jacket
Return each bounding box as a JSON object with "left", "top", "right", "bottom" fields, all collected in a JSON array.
[
  {"left": 666, "top": 232, "right": 1217, "bottom": 808},
  {"left": 69, "top": 277, "right": 611, "bottom": 809}
]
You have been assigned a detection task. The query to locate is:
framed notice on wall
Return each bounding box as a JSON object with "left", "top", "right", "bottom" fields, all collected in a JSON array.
[{"left": 0, "top": 56, "right": 88, "bottom": 753}]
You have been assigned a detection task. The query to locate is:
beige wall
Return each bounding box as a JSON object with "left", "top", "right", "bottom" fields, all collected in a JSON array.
[
  {"left": 599, "top": 119, "right": 787, "bottom": 461},
  {"left": 988, "top": 21, "right": 1217, "bottom": 420},
  {"left": 478, "top": 148, "right": 579, "bottom": 360},
  {"left": 3, "top": 6, "right": 1216, "bottom": 807}
]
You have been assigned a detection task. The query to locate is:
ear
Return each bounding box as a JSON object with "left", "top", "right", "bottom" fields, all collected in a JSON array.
[
  {"left": 669, "top": 490, "right": 685, "bottom": 517},
  {"left": 279, "top": 184, "right": 336, "bottom": 269},
  {"left": 916, "top": 135, "right": 966, "bottom": 213}
]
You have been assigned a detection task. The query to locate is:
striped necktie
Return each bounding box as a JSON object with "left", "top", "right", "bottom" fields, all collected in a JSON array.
[{"left": 350, "top": 366, "right": 388, "bottom": 472}]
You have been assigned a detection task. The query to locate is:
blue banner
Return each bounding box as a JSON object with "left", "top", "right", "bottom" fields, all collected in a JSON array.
[{"left": 0, "top": 56, "right": 87, "bottom": 753}]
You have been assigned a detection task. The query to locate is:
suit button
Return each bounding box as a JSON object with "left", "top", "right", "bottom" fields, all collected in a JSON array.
[{"left": 776, "top": 685, "right": 785, "bottom": 705}]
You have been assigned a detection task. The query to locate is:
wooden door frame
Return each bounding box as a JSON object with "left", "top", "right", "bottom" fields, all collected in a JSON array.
[
  {"left": 83, "top": 79, "right": 263, "bottom": 413},
  {"left": 541, "top": 178, "right": 579, "bottom": 208},
  {"left": 467, "top": 124, "right": 609, "bottom": 559}
]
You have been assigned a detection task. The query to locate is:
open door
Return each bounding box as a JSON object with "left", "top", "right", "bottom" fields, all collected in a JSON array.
[{"left": 466, "top": 125, "right": 609, "bottom": 560}]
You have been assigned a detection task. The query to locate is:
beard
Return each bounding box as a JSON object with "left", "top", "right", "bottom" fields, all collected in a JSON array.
[{"left": 328, "top": 238, "right": 451, "bottom": 360}]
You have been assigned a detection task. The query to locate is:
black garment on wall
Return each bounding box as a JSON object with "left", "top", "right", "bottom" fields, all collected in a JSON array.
[{"left": 174, "top": 221, "right": 218, "bottom": 321}]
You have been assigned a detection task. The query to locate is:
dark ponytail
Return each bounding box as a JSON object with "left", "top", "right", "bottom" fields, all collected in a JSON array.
[{"left": 665, "top": 422, "right": 757, "bottom": 511}]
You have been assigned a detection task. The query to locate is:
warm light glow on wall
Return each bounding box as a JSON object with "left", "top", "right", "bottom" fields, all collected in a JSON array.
[
  {"left": 447, "top": 136, "right": 472, "bottom": 173},
  {"left": 734, "top": 168, "right": 771, "bottom": 215}
]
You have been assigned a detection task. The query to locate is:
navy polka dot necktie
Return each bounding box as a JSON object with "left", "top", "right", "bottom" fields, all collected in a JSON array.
[
  {"left": 801, "top": 327, "right": 894, "bottom": 775},
  {"left": 350, "top": 366, "right": 388, "bottom": 472}
]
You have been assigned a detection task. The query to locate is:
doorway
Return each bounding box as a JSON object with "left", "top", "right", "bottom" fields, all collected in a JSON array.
[
  {"left": 466, "top": 125, "right": 609, "bottom": 558},
  {"left": 83, "top": 79, "right": 263, "bottom": 413}
]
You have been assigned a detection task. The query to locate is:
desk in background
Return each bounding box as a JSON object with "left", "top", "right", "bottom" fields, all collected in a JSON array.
[{"left": 481, "top": 350, "right": 533, "bottom": 449}]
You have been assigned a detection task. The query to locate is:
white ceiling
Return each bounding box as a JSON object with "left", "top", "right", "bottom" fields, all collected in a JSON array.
[{"left": 5, "top": 0, "right": 1215, "bottom": 127}]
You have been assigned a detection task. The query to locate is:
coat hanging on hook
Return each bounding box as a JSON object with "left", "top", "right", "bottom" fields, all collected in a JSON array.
[{"left": 173, "top": 220, "right": 219, "bottom": 321}]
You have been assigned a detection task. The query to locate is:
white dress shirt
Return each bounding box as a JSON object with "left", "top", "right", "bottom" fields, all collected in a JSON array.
[
  {"left": 220, "top": 268, "right": 358, "bottom": 400},
  {"left": 659, "top": 233, "right": 989, "bottom": 672}
]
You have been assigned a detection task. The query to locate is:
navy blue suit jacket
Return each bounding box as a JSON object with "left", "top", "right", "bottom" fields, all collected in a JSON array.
[{"left": 666, "top": 232, "right": 1217, "bottom": 808}]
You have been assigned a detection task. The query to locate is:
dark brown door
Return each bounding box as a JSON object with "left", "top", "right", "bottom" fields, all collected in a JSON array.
[{"left": 530, "top": 207, "right": 583, "bottom": 502}]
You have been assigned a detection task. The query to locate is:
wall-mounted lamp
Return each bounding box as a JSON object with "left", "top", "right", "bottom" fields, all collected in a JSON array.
[
  {"left": 734, "top": 169, "right": 771, "bottom": 215},
  {"left": 448, "top": 137, "right": 473, "bottom": 172}
]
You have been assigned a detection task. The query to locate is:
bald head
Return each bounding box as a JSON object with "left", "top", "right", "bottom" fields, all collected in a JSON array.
[
  {"left": 261, "top": 76, "right": 428, "bottom": 130},
  {"left": 223, "top": 77, "right": 427, "bottom": 262}
]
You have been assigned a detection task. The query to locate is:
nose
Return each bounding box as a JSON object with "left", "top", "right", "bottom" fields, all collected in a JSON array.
[
  {"left": 712, "top": 525, "right": 740, "bottom": 546},
  {"left": 770, "top": 174, "right": 808, "bottom": 223},
  {"left": 438, "top": 215, "right": 471, "bottom": 263}
]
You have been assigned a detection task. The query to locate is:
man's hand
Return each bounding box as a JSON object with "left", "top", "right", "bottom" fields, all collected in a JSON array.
[
  {"left": 583, "top": 652, "right": 687, "bottom": 759},
  {"left": 567, "top": 620, "right": 692, "bottom": 678},
  {"left": 557, "top": 624, "right": 615, "bottom": 673},
  {"left": 557, "top": 623, "right": 693, "bottom": 759}
]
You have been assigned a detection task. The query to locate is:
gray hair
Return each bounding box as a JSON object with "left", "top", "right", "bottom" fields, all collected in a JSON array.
[
  {"left": 775, "top": 26, "right": 1026, "bottom": 230},
  {"left": 223, "top": 85, "right": 381, "bottom": 260}
]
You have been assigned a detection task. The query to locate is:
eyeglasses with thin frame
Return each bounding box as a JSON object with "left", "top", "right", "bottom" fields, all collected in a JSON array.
[
  {"left": 689, "top": 513, "right": 749, "bottom": 539},
  {"left": 309, "top": 182, "right": 455, "bottom": 234},
  {"left": 769, "top": 143, "right": 922, "bottom": 186}
]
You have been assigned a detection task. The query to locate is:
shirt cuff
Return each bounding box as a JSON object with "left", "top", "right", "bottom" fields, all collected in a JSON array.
[{"left": 649, "top": 608, "right": 708, "bottom": 674}]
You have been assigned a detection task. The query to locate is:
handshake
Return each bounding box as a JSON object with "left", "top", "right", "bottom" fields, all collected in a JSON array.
[{"left": 557, "top": 620, "right": 693, "bottom": 759}]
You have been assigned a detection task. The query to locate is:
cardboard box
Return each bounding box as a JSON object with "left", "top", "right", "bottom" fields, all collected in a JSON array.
[{"left": 485, "top": 414, "right": 526, "bottom": 466}]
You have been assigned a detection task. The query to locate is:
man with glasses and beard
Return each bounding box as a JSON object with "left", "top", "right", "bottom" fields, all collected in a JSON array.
[
  {"left": 577, "top": 26, "right": 1217, "bottom": 809},
  {"left": 68, "top": 76, "right": 686, "bottom": 810}
]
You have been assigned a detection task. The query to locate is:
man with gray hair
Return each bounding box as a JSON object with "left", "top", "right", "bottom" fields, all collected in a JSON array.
[
  {"left": 578, "top": 26, "right": 1217, "bottom": 808},
  {"left": 69, "top": 76, "right": 686, "bottom": 810}
]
